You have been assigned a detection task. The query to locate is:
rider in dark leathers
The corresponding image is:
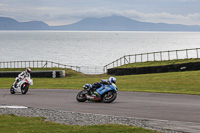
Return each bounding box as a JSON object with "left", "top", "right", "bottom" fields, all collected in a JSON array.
[{"left": 90, "top": 77, "right": 117, "bottom": 97}]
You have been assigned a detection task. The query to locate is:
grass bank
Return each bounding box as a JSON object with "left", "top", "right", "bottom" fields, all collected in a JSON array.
[
  {"left": 0, "top": 114, "right": 161, "bottom": 133},
  {"left": 0, "top": 70, "right": 200, "bottom": 95},
  {"left": 1, "top": 58, "right": 200, "bottom": 95}
]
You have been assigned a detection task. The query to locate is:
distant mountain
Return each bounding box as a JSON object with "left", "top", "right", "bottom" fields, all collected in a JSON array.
[
  {"left": 1, "top": 16, "right": 200, "bottom": 31},
  {"left": 51, "top": 16, "right": 200, "bottom": 31},
  {"left": 0, "top": 17, "right": 50, "bottom": 30}
]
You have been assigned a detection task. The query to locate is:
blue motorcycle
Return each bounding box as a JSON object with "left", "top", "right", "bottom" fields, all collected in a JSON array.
[{"left": 76, "top": 82, "right": 118, "bottom": 103}]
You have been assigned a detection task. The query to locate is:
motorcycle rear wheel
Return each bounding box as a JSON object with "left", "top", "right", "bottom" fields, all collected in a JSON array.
[
  {"left": 102, "top": 91, "right": 117, "bottom": 103},
  {"left": 76, "top": 90, "right": 87, "bottom": 102},
  {"left": 21, "top": 84, "right": 29, "bottom": 94}
]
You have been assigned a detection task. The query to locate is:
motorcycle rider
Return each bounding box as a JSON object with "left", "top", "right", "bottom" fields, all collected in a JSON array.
[
  {"left": 13, "top": 68, "right": 31, "bottom": 88},
  {"left": 91, "top": 77, "right": 117, "bottom": 96}
]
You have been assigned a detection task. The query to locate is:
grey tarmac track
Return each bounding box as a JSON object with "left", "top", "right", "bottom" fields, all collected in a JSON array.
[{"left": 0, "top": 89, "right": 200, "bottom": 133}]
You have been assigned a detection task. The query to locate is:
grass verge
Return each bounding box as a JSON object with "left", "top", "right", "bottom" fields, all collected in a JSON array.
[
  {"left": 0, "top": 70, "right": 200, "bottom": 95},
  {"left": 1, "top": 58, "right": 200, "bottom": 95},
  {"left": 0, "top": 114, "right": 161, "bottom": 133}
]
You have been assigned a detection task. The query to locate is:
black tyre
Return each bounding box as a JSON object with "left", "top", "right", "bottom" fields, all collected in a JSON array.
[
  {"left": 76, "top": 90, "right": 87, "bottom": 102},
  {"left": 21, "top": 84, "right": 29, "bottom": 94},
  {"left": 102, "top": 91, "right": 117, "bottom": 103},
  {"left": 10, "top": 86, "right": 15, "bottom": 94}
]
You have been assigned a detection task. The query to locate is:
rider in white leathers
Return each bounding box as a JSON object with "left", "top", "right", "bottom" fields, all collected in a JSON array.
[{"left": 13, "top": 68, "right": 31, "bottom": 87}]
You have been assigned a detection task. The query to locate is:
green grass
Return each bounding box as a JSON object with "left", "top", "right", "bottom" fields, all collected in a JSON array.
[
  {"left": 0, "top": 114, "right": 161, "bottom": 133},
  {"left": 1, "top": 58, "right": 200, "bottom": 95},
  {"left": 117, "top": 58, "right": 200, "bottom": 68},
  {"left": 1, "top": 70, "right": 200, "bottom": 95}
]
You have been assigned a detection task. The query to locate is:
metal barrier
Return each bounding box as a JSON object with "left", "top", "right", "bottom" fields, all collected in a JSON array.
[
  {"left": 0, "top": 60, "right": 104, "bottom": 74},
  {"left": 0, "top": 60, "right": 80, "bottom": 72},
  {"left": 79, "top": 66, "right": 104, "bottom": 74},
  {"left": 104, "top": 48, "right": 200, "bottom": 73}
]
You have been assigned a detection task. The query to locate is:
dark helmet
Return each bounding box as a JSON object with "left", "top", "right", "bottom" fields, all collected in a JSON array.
[{"left": 26, "top": 68, "right": 31, "bottom": 74}]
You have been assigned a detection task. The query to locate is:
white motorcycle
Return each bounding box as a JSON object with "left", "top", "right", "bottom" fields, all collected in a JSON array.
[{"left": 10, "top": 77, "right": 33, "bottom": 94}]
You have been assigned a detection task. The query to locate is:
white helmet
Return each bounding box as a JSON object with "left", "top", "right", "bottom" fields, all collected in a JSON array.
[{"left": 109, "top": 77, "right": 116, "bottom": 84}]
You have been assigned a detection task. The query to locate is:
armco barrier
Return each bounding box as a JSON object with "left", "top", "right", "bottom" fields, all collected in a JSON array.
[
  {"left": 107, "top": 62, "right": 200, "bottom": 76},
  {"left": 0, "top": 71, "right": 65, "bottom": 78}
]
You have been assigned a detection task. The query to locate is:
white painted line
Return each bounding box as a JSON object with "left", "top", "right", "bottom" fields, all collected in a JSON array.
[{"left": 0, "top": 105, "right": 28, "bottom": 109}]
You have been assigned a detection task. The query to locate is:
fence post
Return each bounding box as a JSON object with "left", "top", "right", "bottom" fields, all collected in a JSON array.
[
  {"left": 186, "top": 49, "right": 188, "bottom": 59},
  {"left": 135, "top": 55, "right": 137, "bottom": 63},
  {"left": 168, "top": 51, "right": 170, "bottom": 60},
  {"left": 141, "top": 54, "right": 142, "bottom": 62},
  {"left": 176, "top": 50, "right": 178, "bottom": 59},
  {"left": 153, "top": 53, "right": 156, "bottom": 61},
  {"left": 160, "top": 52, "right": 162, "bottom": 61},
  {"left": 197, "top": 48, "right": 199, "bottom": 58}
]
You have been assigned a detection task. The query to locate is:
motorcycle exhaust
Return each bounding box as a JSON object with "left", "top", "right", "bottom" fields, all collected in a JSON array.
[{"left": 85, "top": 94, "right": 100, "bottom": 101}]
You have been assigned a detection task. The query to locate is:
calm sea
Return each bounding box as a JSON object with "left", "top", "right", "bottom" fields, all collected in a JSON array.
[{"left": 0, "top": 31, "right": 200, "bottom": 73}]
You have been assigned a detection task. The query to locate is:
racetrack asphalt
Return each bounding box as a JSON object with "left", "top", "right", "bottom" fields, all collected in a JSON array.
[{"left": 0, "top": 89, "right": 200, "bottom": 132}]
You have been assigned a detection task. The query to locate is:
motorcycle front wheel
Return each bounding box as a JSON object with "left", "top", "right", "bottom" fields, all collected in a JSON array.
[
  {"left": 76, "top": 90, "right": 87, "bottom": 102},
  {"left": 10, "top": 86, "right": 15, "bottom": 94},
  {"left": 102, "top": 91, "right": 117, "bottom": 103},
  {"left": 21, "top": 84, "right": 29, "bottom": 94}
]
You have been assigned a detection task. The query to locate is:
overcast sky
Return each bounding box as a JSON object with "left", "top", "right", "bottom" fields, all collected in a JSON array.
[{"left": 0, "top": 0, "right": 200, "bottom": 26}]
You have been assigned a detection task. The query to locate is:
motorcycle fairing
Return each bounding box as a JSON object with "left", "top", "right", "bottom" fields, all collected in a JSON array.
[{"left": 96, "top": 84, "right": 117, "bottom": 95}]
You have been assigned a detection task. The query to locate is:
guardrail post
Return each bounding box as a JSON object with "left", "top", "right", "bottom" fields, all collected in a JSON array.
[
  {"left": 176, "top": 50, "right": 178, "bottom": 59},
  {"left": 168, "top": 51, "right": 170, "bottom": 60},
  {"left": 135, "top": 55, "right": 137, "bottom": 63},
  {"left": 186, "top": 49, "right": 188, "bottom": 59},
  {"left": 160, "top": 52, "right": 162, "bottom": 61}
]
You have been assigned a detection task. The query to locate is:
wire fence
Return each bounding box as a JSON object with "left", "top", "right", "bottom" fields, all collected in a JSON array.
[
  {"left": 0, "top": 60, "right": 105, "bottom": 74},
  {"left": 0, "top": 60, "right": 80, "bottom": 72},
  {"left": 1, "top": 48, "right": 199, "bottom": 74},
  {"left": 104, "top": 48, "right": 200, "bottom": 73}
]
